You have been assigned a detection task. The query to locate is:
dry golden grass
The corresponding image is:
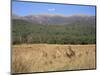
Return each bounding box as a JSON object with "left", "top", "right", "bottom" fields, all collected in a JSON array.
[{"left": 12, "top": 44, "right": 96, "bottom": 73}]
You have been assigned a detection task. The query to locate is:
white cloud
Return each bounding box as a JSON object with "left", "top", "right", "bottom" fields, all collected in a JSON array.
[{"left": 48, "top": 8, "right": 56, "bottom": 11}]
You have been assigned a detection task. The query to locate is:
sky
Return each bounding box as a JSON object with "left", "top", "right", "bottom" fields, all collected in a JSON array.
[{"left": 12, "top": 1, "right": 96, "bottom": 16}]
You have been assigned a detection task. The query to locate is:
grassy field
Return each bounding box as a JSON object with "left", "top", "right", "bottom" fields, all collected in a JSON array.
[{"left": 12, "top": 44, "right": 96, "bottom": 73}]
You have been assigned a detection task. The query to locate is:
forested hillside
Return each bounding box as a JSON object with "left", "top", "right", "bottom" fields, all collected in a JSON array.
[{"left": 12, "top": 17, "right": 96, "bottom": 44}]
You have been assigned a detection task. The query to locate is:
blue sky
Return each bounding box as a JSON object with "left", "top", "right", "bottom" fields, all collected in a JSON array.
[{"left": 12, "top": 1, "right": 96, "bottom": 16}]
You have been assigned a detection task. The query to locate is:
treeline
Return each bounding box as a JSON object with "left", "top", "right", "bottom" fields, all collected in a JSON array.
[{"left": 12, "top": 19, "right": 96, "bottom": 44}]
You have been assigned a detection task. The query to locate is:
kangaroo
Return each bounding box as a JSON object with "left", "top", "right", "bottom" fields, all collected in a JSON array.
[{"left": 66, "top": 46, "right": 75, "bottom": 58}]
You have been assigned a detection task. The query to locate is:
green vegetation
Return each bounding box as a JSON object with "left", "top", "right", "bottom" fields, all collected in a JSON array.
[{"left": 12, "top": 19, "right": 96, "bottom": 44}]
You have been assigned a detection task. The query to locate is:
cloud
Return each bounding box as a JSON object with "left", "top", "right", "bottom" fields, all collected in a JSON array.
[{"left": 48, "top": 8, "right": 56, "bottom": 11}]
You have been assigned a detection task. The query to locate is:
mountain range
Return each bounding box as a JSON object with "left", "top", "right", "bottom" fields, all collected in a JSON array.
[{"left": 12, "top": 14, "right": 96, "bottom": 25}]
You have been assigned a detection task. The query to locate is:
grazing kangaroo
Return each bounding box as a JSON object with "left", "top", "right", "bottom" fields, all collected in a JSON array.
[{"left": 66, "top": 46, "right": 75, "bottom": 58}]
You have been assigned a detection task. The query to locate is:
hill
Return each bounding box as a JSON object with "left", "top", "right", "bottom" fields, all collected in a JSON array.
[
  {"left": 12, "top": 14, "right": 96, "bottom": 44},
  {"left": 12, "top": 14, "right": 95, "bottom": 25}
]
